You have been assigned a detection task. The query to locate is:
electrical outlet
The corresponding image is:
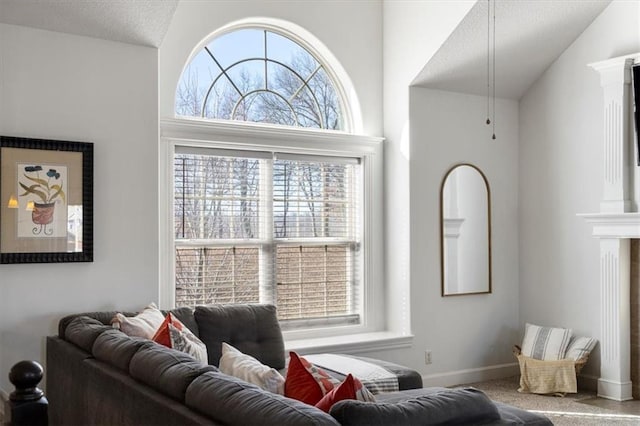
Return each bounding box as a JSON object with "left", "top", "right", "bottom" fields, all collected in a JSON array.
[{"left": 424, "top": 350, "right": 432, "bottom": 365}]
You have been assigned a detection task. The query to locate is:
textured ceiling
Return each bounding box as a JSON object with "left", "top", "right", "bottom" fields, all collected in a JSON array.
[
  {"left": 0, "top": 0, "right": 612, "bottom": 92},
  {"left": 413, "top": 0, "right": 612, "bottom": 100},
  {"left": 0, "top": 0, "right": 179, "bottom": 48}
]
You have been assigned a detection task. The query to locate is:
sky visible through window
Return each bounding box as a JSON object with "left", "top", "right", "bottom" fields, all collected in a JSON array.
[{"left": 176, "top": 28, "right": 343, "bottom": 130}]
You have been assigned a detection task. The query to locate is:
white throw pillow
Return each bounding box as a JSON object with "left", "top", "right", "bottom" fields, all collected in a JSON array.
[
  {"left": 219, "top": 342, "right": 285, "bottom": 394},
  {"left": 111, "top": 303, "right": 165, "bottom": 339},
  {"left": 521, "top": 323, "right": 572, "bottom": 361},
  {"left": 565, "top": 336, "right": 597, "bottom": 361}
]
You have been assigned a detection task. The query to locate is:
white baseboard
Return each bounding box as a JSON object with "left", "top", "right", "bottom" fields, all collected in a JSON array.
[
  {"left": 422, "top": 362, "right": 520, "bottom": 388},
  {"left": 422, "top": 365, "right": 602, "bottom": 394}
]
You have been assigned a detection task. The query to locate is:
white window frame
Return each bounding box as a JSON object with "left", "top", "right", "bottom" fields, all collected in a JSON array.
[{"left": 160, "top": 117, "right": 384, "bottom": 340}]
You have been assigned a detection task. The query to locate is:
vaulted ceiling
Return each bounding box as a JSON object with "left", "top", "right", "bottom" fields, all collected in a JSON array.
[
  {"left": 413, "top": 0, "right": 612, "bottom": 100},
  {"left": 0, "top": 0, "right": 614, "bottom": 99},
  {"left": 0, "top": 0, "right": 178, "bottom": 48}
]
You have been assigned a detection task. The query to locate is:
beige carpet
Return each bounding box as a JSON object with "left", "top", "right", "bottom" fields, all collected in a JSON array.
[{"left": 461, "top": 376, "right": 640, "bottom": 425}]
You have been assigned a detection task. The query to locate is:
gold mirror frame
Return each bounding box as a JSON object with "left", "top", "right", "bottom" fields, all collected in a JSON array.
[{"left": 440, "top": 163, "right": 492, "bottom": 296}]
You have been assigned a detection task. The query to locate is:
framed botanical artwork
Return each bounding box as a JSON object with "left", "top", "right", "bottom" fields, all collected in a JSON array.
[{"left": 0, "top": 136, "right": 93, "bottom": 263}]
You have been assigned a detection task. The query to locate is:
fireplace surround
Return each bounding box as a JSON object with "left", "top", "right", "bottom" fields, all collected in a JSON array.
[{"left": 580, "top": 53, "right": 640, "bottom": 401}]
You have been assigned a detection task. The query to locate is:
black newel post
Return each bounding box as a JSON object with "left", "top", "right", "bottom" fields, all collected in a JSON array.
[{"left": 6, "top": 361, "right": 48, "bottom": 426}]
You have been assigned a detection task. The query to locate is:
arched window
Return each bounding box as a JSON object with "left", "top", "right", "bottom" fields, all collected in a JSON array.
[
  {"left": 163, "top": 21, "right": 381, "bottom": 340},
  {"left": 175, "top": 28, "right": 344, "bottom": 130}
]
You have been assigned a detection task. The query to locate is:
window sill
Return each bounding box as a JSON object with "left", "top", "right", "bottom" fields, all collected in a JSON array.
[{"left": 285, "top": 331, "right": 414, "bottom": 355}]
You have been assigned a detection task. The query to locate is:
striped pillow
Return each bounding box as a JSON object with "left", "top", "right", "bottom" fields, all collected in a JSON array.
[
  {"left": 565, "top": 336, "right": 597, "bottom": 361},
  {"left": 521, "top": 323, "right": 572, "bottom": 361}
]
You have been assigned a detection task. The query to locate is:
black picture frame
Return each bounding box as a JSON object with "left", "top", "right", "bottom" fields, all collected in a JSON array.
[{"left": 0, "top": 136, "right": 93, "bottom": 263}]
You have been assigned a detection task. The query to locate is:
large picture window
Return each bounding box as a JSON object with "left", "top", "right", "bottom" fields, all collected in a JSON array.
[
  {"left": 173, "top": 148, "right": 361, "bottom": 326},
  {"left": 165, "top": 22, "right": 381, "bottom": 336}
]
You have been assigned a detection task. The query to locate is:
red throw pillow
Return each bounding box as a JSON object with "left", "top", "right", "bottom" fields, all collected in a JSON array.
[
  {"left": 315, "top": 374, "right": 357, "bottom": 412},
  {"left": 152, "top": 313, "right": 184, "bottom": 348},
  {"left": 285, "top": 351, "right": 339, "bottom": 405}
]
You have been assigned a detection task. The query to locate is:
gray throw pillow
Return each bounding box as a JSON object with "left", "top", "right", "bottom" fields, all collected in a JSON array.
[{"left": 194, "top": 304, "right": 285, "bottom": 369}]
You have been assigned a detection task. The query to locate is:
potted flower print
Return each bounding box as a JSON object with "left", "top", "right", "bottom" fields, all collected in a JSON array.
[{"left": 19, "top": 165, "right": 67, "bottom": 235}]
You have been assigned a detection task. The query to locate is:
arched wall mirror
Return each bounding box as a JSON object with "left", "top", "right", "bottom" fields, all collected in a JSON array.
[{"left": 440, "top": 163, "right": 492, "bottom": 296}]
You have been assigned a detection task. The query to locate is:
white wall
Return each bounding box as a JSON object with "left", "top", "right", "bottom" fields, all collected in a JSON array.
[
  {"left": 410, "top": 88, "right": 520, "bottom": 384},
  {"left": 382, "top": 0, "right": 474, "bottom": 349},
  {"left": 519, "top": 0, "right": 640, "bottom": 380},
  {"left": 0, "top": 24, "right": 159, "bottom": 393}
]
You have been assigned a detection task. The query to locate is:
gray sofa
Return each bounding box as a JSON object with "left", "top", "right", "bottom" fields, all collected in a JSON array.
[{"left": 46, "top": 304, "right": 551, "bottom": 425}]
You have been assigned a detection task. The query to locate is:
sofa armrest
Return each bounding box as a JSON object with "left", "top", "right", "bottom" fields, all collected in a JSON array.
[
  {"left": 329, "top": 387, "right": 501, "bottom": 426},
  {"left": 340, "top": 355, "right": 423, "bottom": 390}
]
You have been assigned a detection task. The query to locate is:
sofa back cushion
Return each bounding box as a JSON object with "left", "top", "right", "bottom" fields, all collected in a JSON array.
[
  {"left": 59, "top": 311, "right": 135, "bottom": 337},
  {"left": 92, "top": 329, "right": 155, "bottom": 372},
  {"left": 194, "top": 304, "right": 285, "bottom": 369},
  {"left": 185, "top": 371, "right": 339, "bottom": 426},
  {"left": 64, "top": 316, "right": 113, "bottom": 352},
  {"left": 129, "top": 344, "right": 217, "bottom": 402},
  {"left": 329, "top": 388, "right": 500, "bottom": 426},
  {"left": 58, "top": 307, "right": 198, "bottom": 338}
]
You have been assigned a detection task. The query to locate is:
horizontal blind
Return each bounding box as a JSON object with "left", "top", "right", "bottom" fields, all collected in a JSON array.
[
  {"left": 175, "top": 246, "right": 260, "bottom": 307},
  {"left": 276, "top": 244, "right": 359, "bottom": 321},
  {"left": 272, "top": 157, "right": 360, "bottom": 323},
  {"left": 174, "top": 151, "right": 267, "bottom": 307},
  {"left": 272, "top": 158, "right": 357, "bottom": 239},
  {"left": 174, "top": 153, "right": 264, "bottom": 240},
  {"left": 174, "top": 148, "right": 362, "bottom": 326}
]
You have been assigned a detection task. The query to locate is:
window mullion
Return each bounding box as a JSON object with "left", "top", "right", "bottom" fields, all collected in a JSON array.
[
  {"left": 323, "top": 244, "right": 328, "bottom": 316},
  {"left": 232, "top": 246, "right": 236, "bottom": 302},
  {"left": 263, "top": 30, "right": 268, "bottom": 91},
  {"left": 260, "top": 158, "right": 274, "bottom": 305},
  {"left": 298, "top": 245, "right": 303, "bottom": 319},
  {"left": 295, "top": 163, "right": 301, "bottom": 237},
  {"left": 228, "top": 160, "right": 234, "bottom": 238},
  {"left": 198, "top": 159, "right": 204, "bottom": 240}
]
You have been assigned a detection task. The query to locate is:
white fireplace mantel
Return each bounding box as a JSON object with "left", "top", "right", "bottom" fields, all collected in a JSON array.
[
  {"left": 579, "top": 213, "right": 640, "bottom": 238},
  {"left": 579, "top": 53, "right": 640, "bottom": 401}
]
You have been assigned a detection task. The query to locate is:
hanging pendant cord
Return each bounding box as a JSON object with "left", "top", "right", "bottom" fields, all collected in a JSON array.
[
  {"left": 492, "top": 0, "right": 497, "bottom": 140},
  {"left": 486, "top": 0, "right": 491, "bottom": 126}
]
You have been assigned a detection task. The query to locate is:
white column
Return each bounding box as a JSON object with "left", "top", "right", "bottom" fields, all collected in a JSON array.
[
  {"left": 587, "top": 54, "right": 639, "bottom": 401},
  {"left": 589, "top": 57, "right": 634, "bottom": 214},
  {"left": 598, "top": 238, "right": 633, "bottom": 401}
]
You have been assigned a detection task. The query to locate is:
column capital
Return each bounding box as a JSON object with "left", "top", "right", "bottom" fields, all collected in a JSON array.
[{"left": 588, "top": 54, "right": 639, "bottom": 86}]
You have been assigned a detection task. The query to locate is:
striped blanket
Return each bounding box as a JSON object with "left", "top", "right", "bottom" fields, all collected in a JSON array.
[{"left": 303, "top": 353, "right": 399, "bottom": 394}]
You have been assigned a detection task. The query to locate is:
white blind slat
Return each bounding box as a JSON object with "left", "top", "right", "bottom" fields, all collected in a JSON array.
[
  {"left": 275, "top": 152, "right": 360, "bottom": 164},
  {"left": 176, "top": 146, "right": 272, "bottom": 160}
]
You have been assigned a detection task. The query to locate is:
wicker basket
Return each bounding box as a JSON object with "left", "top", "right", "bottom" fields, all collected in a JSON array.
[{"left": 513, "top": 345, "right": 588, "bottom": 375}]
